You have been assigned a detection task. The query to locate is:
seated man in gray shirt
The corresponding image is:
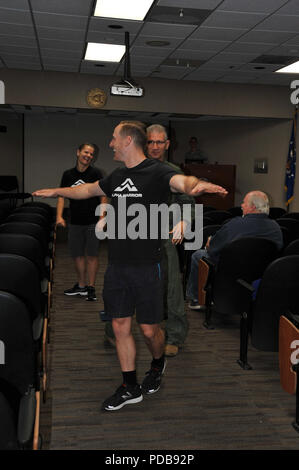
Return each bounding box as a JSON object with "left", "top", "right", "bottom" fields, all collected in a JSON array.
[{"left": 187, "top": 190, "right": 283, "bottom": 309}]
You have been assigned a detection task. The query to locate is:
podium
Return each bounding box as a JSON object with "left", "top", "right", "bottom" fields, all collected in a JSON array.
[{"left": 183, "top": 163, "right": 236, "bottom": 210}]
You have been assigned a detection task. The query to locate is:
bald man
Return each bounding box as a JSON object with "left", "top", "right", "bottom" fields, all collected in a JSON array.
[{"left": 187, "top": 190, "right": 283, "bottom": 309}]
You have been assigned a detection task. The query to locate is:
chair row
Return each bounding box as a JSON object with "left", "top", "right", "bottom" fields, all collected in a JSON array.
[
  {"left": 196, "top": 236, "right": 299, "bottom": 431},
  {"left": 0, "top": 201, "right": 56, "bottom": 450}
]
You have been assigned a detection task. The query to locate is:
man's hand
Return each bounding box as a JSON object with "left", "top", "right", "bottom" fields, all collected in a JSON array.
[
  {"left": 170, "top": 220, "right": 187, "bottom": 245},
  {"left": 189, "top": 181, "right": 228, "bottom": 197},
  {"left": 56, "top": 216, "right": 66, "bottom": 228},
  {"left": 32, "top": 188, "right": 58, "bottom": 198}
]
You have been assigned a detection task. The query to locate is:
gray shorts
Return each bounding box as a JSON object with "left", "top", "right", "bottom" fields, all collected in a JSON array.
[{"left": 68, "top": 224, "right": 100, "bottom": 257}]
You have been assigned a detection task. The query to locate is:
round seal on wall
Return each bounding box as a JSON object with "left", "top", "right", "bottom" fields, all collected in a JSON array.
[{"left": 86, "top": 88, "right": 107, "bottom": 108}]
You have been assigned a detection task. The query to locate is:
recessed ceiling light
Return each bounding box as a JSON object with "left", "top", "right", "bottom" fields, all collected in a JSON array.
[
  {"left": 94, "top": 0, "right": 154, "bottom": 21},
  {"left": 85, "top": 42, "right": 125, "bottom": 62},
  {"left": 275, "top": 60, "right": 299, "bottom": 74}
]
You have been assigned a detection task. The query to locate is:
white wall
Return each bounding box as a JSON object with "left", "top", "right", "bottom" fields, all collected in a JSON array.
[
  {"left": 24, "top": 113, "right": 122, "bottom": 205},
  {"left": 0, "top": 111, "right": 23, "bottom": 189},
  {"left": 170, "top": 118, "right": 297, "bottom": 209},
  {"left": 2, "top": 109, "right": 298, "bottom": 211}
]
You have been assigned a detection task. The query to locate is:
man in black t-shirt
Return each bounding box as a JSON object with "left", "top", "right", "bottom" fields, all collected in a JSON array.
[
  {"left": 56, "top": 143, "right": 107, "bottom": 301},
  {"left": 33, "top": 121, "right": 227, "bottom": 412}
]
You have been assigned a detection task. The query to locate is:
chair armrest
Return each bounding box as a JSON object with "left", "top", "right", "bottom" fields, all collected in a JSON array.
[
  {"left": 237, "top": 278, "right": 255, "bottom": 293},
  {"left": 17, "top": 387, "right": 36, "bottom": 446}
]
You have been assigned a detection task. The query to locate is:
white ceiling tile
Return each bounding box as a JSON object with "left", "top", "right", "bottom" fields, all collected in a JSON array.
[
  {"left": 43, "top": 64, "right": 79, "bottom": 72},
  {"left": 87, "top": 31, "right": 137, "bottom": 45},
  {"left": 170, "top": 49, "right": 216, "bottom": 60},
  {"left": 184, "top": 69, "right": 225, "bottom": 80},
  {"left": 2, "top": 53, "right": 40, "bottom": 64},
  {"left": 140, "top": 22, "right": 197, "bottom": 38},
  {"left": 219, "top": 0, "right": 288, "bottom": 14},
  {"left": 89, "top": 17, "right": 143, "bottom": 35},
  {"left": 39, "top": 39, "right": 84, "bottom": 51},
  {"left": 276, "top": 0, "right": 299, "bottom": 15},
  {"left": 41, "top": 48, "right": 83, "bottom": 59},
  {"left": 179, "top": 38, "right": 230, "bottom": 52},
  {"left": 0, "top": 34, "right": 37, "bottom": 47},
  {"left": 189, "top": 26, "right": 246, "bottom": 41},
  {"left": 130, "top": 45, "right": 173, "bottom": 58},
  {"left": 151, "top": 67, "right": 191, "bottom": 79},
  {"left": 4, "top": 62, "right": 42, "bottom": 70},
  {"left": 208, "top": 51, "right": 259, "bottom": 64},
  {"left": 31, "top": 0, "right": 94, "bottom": 16},
  {"left": 202, "top": 11, "right": 267, "bottom": 29},
  {"left": 37, "top": 27, "right": 86, "bottom": 41},
  {"left": 0, "top": 23, "right": 35, "bottom": 37},
  {"left": 0, "top": 44, "right": 38, "bottom": 55},
  {"left": 133, "top": 35, "right": 183, "bottom": 48},
  {"left": 157, "top": 0, "right": 223, "bottom": 9},
  {"left": 239, "top": 30, "right": 297, "bottom": 44},
  {"left": 284, "top": 35, "right": 299, "bottom": 46},
  {"left": 266, "top": 44, "right": 299, "bottom": 56},
  {"left": 224, "top": 42, "right": 276, "bottom": 54},
  {"left": 0, "top": 7, "right": 32, "bottom": 24},
  {"left": 0, "top": 1, "right": 29, "bottom": 9},
  {"left": 257, "top": 14, "right": 299, "bottom": 33},
  {"left": 33, "top": 12, "right": 88, "bottom": 30}
]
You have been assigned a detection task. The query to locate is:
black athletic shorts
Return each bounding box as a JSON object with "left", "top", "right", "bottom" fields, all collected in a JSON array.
[{"left": 102, "top": 263, "right": 164, "bottom": 324}]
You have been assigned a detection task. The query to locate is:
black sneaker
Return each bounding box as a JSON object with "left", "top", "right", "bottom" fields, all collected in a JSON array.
[
  {"left": 102, "top": 383, "right": 143, "bottom": 411},
  {"left": 86, "top": 286, "right": 97, "bottom": 301},
  {"left": 141, "top": 359, "right": 167, "bottom": 395},
  {"left": 64, "top": 283, "right": 88, "bottom": 296}
]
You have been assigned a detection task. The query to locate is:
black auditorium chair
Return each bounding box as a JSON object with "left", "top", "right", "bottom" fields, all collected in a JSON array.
[
  {"left": 269, "top": 207, "right": 287, "bottom": 219},
  {"left": 13, "top": 205, "right": 53, "bottom": 223},
  {"left": 276, "top": 218, "right": 299, "bottom": 243},
  {"left": 0, "top": 391, "right": 19, "bottom": 450},
  {"left": 0, "top": 232, "right": 52, "bottom": 314},
  {"left": 6, "top": 211, "right": 52, "bottom": 234},
  {"left": 279, "top": 313, "right": 299, "bottom": 433},
  {"left": 202, "top": 205, "right": 216, "bottom": 213},
  {"left": 203, "top": 210, "right": 232, "bottom": 225},
  {"left": 0, "top": 290, "right": 41, "bottom": 449},
  {"left": 182, "top": 224, "right": 221, "bottom": 297},
  {"left": 201, "top": 237, "right": 279, "bottom": 368},
  {"left": 0, "top": 254, "right": 48, "bottom": 401},
  {"left": 281, "top": 212, "right": 299, "bottom": 221},
  {"left": 282, "top": 239, "right": 299, "bottom": 256},
  {"left": 0, "top": 222, "right": 53, "bottom": 277},
  {"left": 279, "top": 226, "right": 292, "bottom": 249},
  {"left": 227, "top": 206, "right": 242, "bottom": 217},
  {"left": 250, "top": 255, "right": 299, "bottom": 354}
]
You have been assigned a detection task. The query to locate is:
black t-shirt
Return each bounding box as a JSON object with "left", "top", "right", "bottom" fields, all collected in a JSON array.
[
  {"left": 99, "top": 159, "right": 178, "bottom": 264},
  {"left": 60, "top": 166, "right": 103, "bottom": 225}
]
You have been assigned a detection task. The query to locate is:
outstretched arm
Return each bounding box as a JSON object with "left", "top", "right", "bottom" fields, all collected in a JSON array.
[
  {"left": 169, "top": 174, "right": 228, "bottom": 197},
  {"left": 32, "top": 180, "right": 106, "bottom": 199}
]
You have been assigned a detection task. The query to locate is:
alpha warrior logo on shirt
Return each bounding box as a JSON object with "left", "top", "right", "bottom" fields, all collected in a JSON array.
[
  {"left": 112, "top": 178, "right": 142, "bottom": 198},
  {"left": 71, "top": 179, "right": 85, "bottom": 187}
]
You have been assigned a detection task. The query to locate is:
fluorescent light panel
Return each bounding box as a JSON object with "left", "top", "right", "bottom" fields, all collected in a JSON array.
[
  {"left": 85, "top": 42, "right": 125, "bottom": 62},
  {"left": 94, "top": 0, "right": 154, "bottom": 21},
  {"left": 275, "top": 60, "right": 299, "bottom": 74}
]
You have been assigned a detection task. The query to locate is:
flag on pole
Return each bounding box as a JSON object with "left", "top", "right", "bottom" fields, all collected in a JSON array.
[{"left": 285, "top": 109, "right": 297, "bottom": 208}]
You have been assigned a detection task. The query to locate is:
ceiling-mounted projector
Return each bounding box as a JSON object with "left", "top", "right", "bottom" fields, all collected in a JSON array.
[
  {"left": 111, "top": 79, "right": 144, "bottom": 97},
  {"left": 110, "top": 32, "right": 144, "bottom": 98}
]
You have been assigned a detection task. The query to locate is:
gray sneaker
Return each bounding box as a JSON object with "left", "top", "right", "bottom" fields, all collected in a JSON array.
[
  {"left": 64, "top": 283, "right": 88, "bottom": 296},
  {"left": 141, "top": 359, "right": 167, "bottom": 395},
  {"left": 102, "top": 384, "right": 143, "bottom": 411}
]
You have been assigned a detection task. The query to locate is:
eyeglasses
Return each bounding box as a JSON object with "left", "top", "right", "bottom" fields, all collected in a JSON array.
[{"left": 147, "top": 140, "right": 167, "bottom": 146}]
